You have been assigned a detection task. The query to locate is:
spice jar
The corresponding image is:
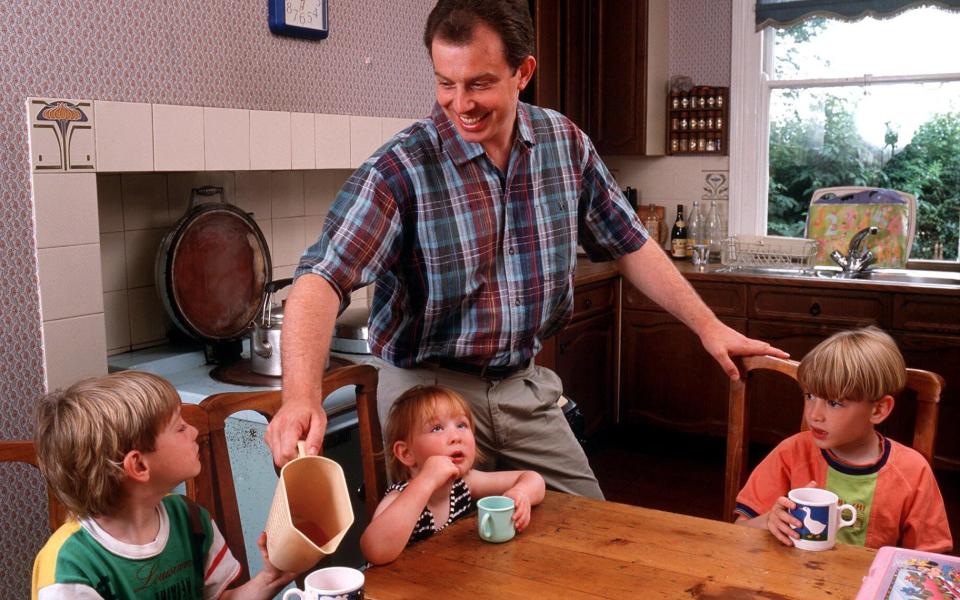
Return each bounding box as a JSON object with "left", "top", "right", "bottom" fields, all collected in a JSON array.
[
  {"left": 698, "top": 117, "right": 706, "bottom": 129},
  {"left": 681, "top": 96, "right": 689, "bottom": 109},
  {"left": 680, "top": 113, "right": 688, "bottom": 130},
  {"left": 716, "top": 114, "right": 723, "bottom": 129},
  {"left": 697, "top": 136, "right": 707, "bottom": 152},
  {"left": 670, "top": 137, "right": 679, "bottom": 153},
  {"left": 671, "top": 116, "right": 679, "bottom": 131},
  {"left": 706, "top": 116, "right": 714, "bottom": 130},
  {"left": 716, "top": 94, "right": 724, "bottom": 108},
  {"left": 706, "top": 139, "right": 716, "bottom": 152},
  {"left": 679, "top": 135, "right": 689, "bottom": 152}
]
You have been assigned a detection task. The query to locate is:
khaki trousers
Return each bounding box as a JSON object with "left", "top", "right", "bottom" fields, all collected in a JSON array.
[{"left": 372, "top": 358, "right": 604, "bottom": 499}]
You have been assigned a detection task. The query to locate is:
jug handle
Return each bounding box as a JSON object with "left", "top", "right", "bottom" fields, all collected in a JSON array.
[{"left": 297, "top": 440, "right": 308, "bottom": 459}]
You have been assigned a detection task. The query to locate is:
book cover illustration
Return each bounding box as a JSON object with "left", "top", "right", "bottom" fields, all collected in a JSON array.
[{"left": 857, "top": 547, "right": 960, "bottom": 600}]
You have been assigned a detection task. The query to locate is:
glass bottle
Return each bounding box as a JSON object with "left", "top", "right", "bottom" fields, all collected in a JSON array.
[
  {"left": 670, "top": 204, "right": 688, "bottom": 259},
  {"left": 705, "top": 199, "right": 723, "bottom": 257},
  {"left": 687, "top": 200, "right": 703, "bottom": 257}
]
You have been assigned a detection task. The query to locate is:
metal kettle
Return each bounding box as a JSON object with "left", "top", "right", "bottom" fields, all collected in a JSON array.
[{"left": 250, "top": 278, "right": 293, "bottom": 377}]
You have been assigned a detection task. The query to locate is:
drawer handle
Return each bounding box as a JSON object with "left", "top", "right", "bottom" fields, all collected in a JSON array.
[
  {"left": 559, "top": 343, "right": 568, "bottom": 354},
  {"left": 583, "top": 298, "right": 593, "bottom": 309},
  {"left": 809, "top": 302, "right": 821, "bottom": 316}
]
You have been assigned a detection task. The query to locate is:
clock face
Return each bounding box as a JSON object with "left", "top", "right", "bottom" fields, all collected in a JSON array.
[
  {"left": 269, "top": 0, "right": 328, "bottom": 39},
  {"left": 284, "top": 0, "right": 326, "bottom": 31}
]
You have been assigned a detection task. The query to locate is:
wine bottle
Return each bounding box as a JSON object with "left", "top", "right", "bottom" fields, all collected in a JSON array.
[{"left": 670, "top": 205, "right": 688, "bottom": 259}]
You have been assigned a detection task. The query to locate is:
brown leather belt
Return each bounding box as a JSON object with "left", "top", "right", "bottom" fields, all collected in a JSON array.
[{"left": 432, "top": 357, "right": 527, "bottom": 380}]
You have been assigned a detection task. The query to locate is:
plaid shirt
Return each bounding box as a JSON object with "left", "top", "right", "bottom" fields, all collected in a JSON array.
[{"left": 296, "top": 102, "right": 647, "bottom": 368}]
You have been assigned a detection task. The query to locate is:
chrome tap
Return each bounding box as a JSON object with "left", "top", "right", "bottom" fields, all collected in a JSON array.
[{"left": 830, "top": 226, "right": 879, "bottom": 273}]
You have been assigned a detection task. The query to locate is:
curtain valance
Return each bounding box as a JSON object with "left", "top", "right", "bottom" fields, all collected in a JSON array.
[{"left": 756, "top": 0, "right": 960, "bottom": 30}]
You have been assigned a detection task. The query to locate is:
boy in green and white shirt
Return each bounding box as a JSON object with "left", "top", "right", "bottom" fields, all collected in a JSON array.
[{"left": 31, "top": 371, "right": 296, "bottom": 599}]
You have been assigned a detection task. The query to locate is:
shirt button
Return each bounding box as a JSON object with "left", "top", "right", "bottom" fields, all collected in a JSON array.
[
  {"left": 508, "top": 247, "right": 515, "bottom": 255},
  {"left": 515, "top": 298, "right": 521, "bottom": 306}
]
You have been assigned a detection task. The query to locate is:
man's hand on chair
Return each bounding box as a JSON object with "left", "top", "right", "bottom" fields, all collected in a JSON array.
[{"left": 699, "top": 319, "right": 790, "bottom": 381}]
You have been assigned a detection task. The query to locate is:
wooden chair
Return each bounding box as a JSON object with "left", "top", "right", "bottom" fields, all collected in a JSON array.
[
  {"left": 197, "top": 363, "right": 382, "bottom": 584},
  {"left": 724, "top": 354, "right": 943, "bottom": 520},
  {"left": 0, "top": 440, "right": 69, "bottom": 531}
]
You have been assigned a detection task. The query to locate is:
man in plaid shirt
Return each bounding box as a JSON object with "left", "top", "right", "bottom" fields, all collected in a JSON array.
[{"left": 266, "top": 0, "right": 787, "bottom": 497}]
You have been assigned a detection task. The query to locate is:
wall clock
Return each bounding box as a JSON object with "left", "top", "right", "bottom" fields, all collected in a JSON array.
[{"left": 268, "top": 0, "right": 329, "bottom": 40}]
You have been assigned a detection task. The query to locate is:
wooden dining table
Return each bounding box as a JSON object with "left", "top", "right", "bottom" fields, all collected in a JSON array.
[{"left": 364, "top": 491, "right": 877, "bottom": 599}]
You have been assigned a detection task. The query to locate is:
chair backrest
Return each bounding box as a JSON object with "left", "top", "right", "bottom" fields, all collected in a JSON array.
[
  {"left": 197, "top": 363, "right": 382, "bottom": 584},
  {"left": 724, "top": 354, "right": 943, "bottom": 520},
  {"left": 0, "top": 440, "right": 69, "bottom": 532}
]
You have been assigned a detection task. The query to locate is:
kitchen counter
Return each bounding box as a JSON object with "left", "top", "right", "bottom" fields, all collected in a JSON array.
[{"left": 574, "top": 255, "right": 619, "bottom": 285}]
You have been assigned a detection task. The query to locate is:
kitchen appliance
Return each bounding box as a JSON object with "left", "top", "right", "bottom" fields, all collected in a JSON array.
[
  {"left": 331, "top": 305, "right": 371, "bottom": 355},
  {"left": 250, "top": 278, "right": 293, "bottom": 377}
]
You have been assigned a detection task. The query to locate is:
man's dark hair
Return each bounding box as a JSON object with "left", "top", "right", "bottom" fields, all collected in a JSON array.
[{"left": 424, "top": 0, "right": 534, "bottom": 71}]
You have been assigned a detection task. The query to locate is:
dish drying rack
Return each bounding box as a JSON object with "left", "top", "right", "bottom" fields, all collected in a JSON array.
[{"left": 720, "top": 235, "right": 818, "bottom": 270}]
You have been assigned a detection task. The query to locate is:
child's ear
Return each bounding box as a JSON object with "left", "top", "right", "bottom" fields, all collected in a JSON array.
[
  {"left": 122, "top": 450, "right": 150, "bottom": 483},
  {"left": 393, "top": 440, "right": 417, "bottom": 469},
  {"left": 870, "top": 394, "right": 895, "bottom": 424}
]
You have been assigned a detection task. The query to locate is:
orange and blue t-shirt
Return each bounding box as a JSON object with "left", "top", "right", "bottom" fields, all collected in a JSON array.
[{"left": 736, "top": 431, "right": 952, "bottom": 552}]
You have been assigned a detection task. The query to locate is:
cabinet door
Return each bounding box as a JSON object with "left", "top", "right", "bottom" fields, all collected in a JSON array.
[
  {"left": 590, "top": 0, "right": 648, "bottom": 155},
  {"left": 555, "top": 311, "right": 615, "bottom": 436},
  {"left": 621, "top": 310, "right": 744, "bottom": 434},
  {"left": 895, "top": 331, "right": 960, "bottom": 470}
]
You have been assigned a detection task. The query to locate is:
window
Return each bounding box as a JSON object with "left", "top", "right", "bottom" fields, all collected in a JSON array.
[{"left": 732, "top": 5, "right": 960, "bottom": 264}]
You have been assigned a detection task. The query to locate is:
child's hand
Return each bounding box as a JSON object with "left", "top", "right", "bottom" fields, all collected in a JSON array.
[
  {"left": 504, "top": 488, "right": 532, "bottom": 532},
  {"left": 419, "top": 455, "right": 460, "bottom": 488},
  {"left": 257, "top": 532, "right": 298, "bottom": 586},
  {"left": 766, "top": 496, "right": 802, "bottom": 546}
]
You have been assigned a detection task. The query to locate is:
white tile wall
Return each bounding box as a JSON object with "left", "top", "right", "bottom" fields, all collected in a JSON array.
[
  {"left": 127, "top": 286, "right": 169, "bottom": 348},
  {"left": 38, "top": 243, "right": 104, "bottom": 321},
  {"left": 271, "top": 171, "right": 304, "bottom": 218},
  {"left": 33, "top": 173, "right": 99, "bottom": 248},
  {"left": 124, "top": 228, "right": 167, "bottom": 288},
  {"left": 204, "top": 107, "right": 250, "bottom": 171},
  {"left": 103, "top": 290, "right": 131, "bottom": 353},
  {"left": 316, "top": 113, "right": 351, "bottom": 169},
  {"left": 94, "top": 101, "right": 153, "bottom": 172},
  {"left": 153, "top": 104, "right": 204, "bottom": 171},
  {"left": 100, "top": 232, "right": 126, "bottom": 292},
  {"left": 97, "top": 174, "right": 124, "bottom": 233},
  {"left": 271, "top": 217, "right": 307, "bottom": 268},
  {"left": 291, "top": 112, "right": 317, "bottom": 169},
  {"left": 350, "top": 116, "right": 383, "bottom": 168},
  {"left": 121, "top": 173, "right": 168, "bottom": 230},
  {"left": 250, "top": 110, "right": 292, "bottom": 170},
  {"left": 235, "top": 171, "right": 272, "bottom": 219},
  {"left": 43, "top": 314, "right": 108, "bottom": 391}
]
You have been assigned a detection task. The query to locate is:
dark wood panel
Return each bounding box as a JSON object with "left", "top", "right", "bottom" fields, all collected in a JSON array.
[
  {"left": 557, "top": 312, "right": 616, "bottom": 436},
  {"left": 893, "top": 294, "right": 960, "bottom": 334},
  {"left": 590, "top": 0, "right": 647, "bottom": 154},
  {"left": 623, "top": 281, "right": 747, "bottom": 317},
  {"left": 621, "top": 310, "right": 744, "bottom": 434},
  {"left": 572, "top": 279, "right": 615, "bottom": 320},
  {"left": 750, "top": 285, "right": 889, "bottom": 327}
]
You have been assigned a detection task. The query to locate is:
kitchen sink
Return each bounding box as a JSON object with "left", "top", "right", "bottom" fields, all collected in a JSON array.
[{"left": 716, "top": 266, "right": 960, "bottom": 287}]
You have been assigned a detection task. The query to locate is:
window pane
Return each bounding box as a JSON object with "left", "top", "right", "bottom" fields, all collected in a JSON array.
[
  {"left": 767, "top": 83, "right": 960, "bottom": 261},
  {"left": 772, "top": 8, "right": 960, "bottom": 80}
]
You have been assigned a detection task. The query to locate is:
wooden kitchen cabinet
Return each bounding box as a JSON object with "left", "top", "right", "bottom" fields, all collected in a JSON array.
[
  {"left": 527, "top": 0, "right": 660, "bottom": 155},
  {"left": 621, "top": 268, "right": 960, "bottom": 470},
  {"left": 537, "top": 276, "right": 619, "bottom": 438}
]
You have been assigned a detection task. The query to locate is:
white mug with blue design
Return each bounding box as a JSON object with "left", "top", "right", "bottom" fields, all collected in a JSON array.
[
  {"left": 282, "top": 566, "right": 364, "bottom": 600},
  {"left": 477, "top": 495, "right": 516, "bottom": 543},
  {"left": 787, "top": 487, "right": 857, "bottom": 551}
]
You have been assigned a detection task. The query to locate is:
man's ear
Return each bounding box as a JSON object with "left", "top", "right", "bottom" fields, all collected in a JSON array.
[
  {"left": 393, "top": 440, "right": 417, "bottom": 469},
  {"left": 122, "top": 450, "right": 150, "bottom": 483},
  {"left": 870, "top": 394, "right": 895, "bottom": 425},
  {"left": 517, "top": 55, "right": 537, "bottom": 91}
]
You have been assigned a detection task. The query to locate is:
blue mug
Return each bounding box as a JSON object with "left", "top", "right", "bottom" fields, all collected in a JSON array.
[{"left": 477, "top": 495, "right": 515, "bottom": 543}]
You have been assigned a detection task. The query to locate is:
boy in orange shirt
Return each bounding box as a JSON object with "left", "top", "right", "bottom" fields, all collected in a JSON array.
[{"left": 735, "top": 326, "right": 951, "bottom": 552}]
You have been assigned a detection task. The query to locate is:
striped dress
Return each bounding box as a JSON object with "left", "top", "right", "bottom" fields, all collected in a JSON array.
[{"left": 386, "top": 477, "right": 475, "bottom": 546}]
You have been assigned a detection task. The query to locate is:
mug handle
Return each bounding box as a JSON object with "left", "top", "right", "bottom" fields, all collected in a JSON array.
[
  {"left": 282, "top": 589, "right": 305, "bottom": 600},
  {"left": 838, "top": 503, "right": 857, "bottom": 529},
  {"left": 480, "top": 513, "right": 492, "bottom": 539}
]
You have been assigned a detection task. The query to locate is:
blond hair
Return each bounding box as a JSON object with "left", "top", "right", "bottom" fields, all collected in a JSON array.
[
  {"left": 798, "top": 326, "right": 907, "bottom": 403},
  {"left": 384, "top": 385, "right": 482, "bottom": 481},
  {"left": 34, "top": 371, "right": 180, "bottom": 518}
]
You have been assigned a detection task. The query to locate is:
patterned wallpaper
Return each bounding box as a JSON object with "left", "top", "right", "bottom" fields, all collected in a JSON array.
[
  {"left": 0, "top": 1, "right": 433, "bottom": 595},
  {"left": 670, "top": 0, "right": 732, "bottom": 86}
]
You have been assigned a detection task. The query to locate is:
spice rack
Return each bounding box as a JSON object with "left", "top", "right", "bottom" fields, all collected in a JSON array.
[{"left": 665, "top": 86, "right": 729, "bottom": 156}]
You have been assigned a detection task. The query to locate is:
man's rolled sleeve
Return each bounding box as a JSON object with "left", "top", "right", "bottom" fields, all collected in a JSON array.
[
  {"left": 296, "top": 166, "right": 402, "bottom": 312},
  {"left": 576, "top": 134, "right": 648, "bottom": 261}
]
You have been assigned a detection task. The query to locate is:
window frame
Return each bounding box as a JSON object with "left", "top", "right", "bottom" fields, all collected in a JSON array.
[{"left": 730, "top": 4, "right": 960, "bottom": 268}]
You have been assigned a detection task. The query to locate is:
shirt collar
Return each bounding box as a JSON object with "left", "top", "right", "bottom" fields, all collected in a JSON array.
[{"left": 431, "top": 102, "right": 536, "bottom": 167}]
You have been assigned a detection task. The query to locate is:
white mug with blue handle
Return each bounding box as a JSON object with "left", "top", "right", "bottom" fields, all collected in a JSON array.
[
  {"left": 477, "top": 495, "right": 516, "bottom": 543},
  {"left": 788, "top": 487, "right": 857, "bottom": 551},
  {"left": 282, "top": 566, "right": 364, "bottom": 600}
]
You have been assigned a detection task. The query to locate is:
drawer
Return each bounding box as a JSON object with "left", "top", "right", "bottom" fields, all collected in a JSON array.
[
  {"left": 749, "top": 285, "right": 889, "bottom": 326},
  {"left": 623, "top": 281, "right": 746, "bottom": 317},
  {"left": 893, "top": 294, "right": 960, "bottom": 334},
  {"left": 572, "top": 280, "right": 614, "bottom": 321}
]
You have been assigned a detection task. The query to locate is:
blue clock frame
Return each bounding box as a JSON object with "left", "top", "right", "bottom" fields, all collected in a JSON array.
[{"left": 268, "top": 0, "right": 329, "bottom": 40}]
